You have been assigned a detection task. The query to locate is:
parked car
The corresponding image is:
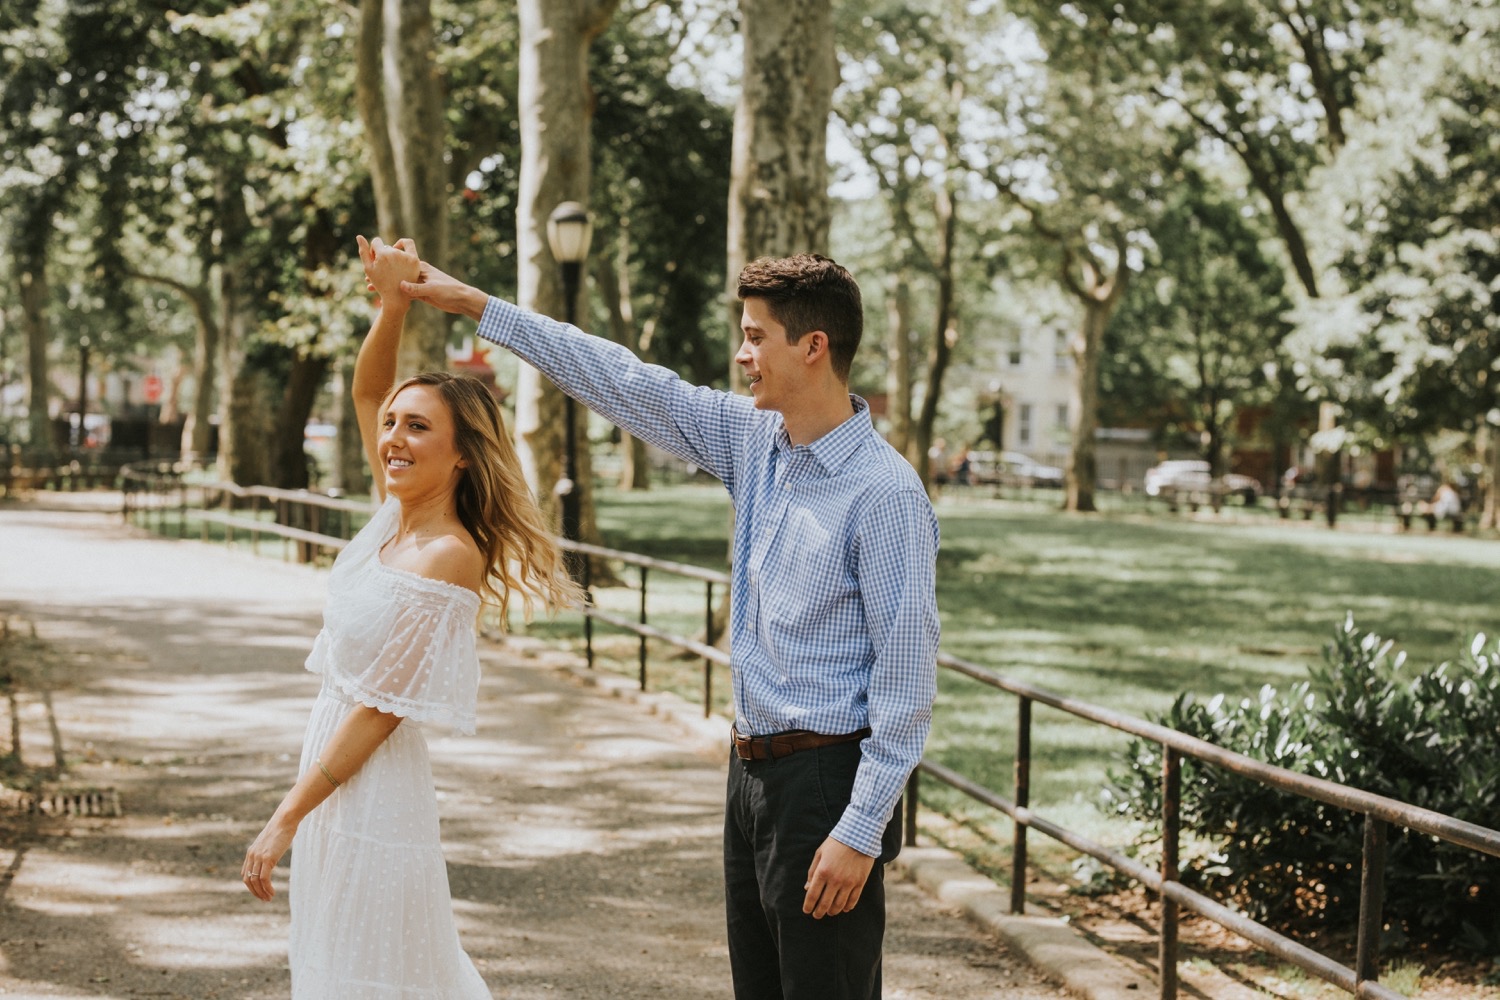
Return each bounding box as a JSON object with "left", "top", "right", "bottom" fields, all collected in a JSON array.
[
  {"left": 968, "top": 450, "right": 1065, "bottom": 488},
  {"left": 1144, "top": 459, "right": 1260, "bottom": 503}
]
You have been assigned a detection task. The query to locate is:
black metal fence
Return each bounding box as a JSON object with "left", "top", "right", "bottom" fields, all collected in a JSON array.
[
  {"left": 120, "top": 463, "right": 369, "bottom": 562},
  {"left": 915, "top": 654, "right": 1500, "bottom": 1000},
  {"left": 114, "top": 469, "right": 1500, "bottom": 999}
]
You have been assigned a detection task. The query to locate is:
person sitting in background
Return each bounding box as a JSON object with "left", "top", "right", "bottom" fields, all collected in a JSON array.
[{"left": 1425, "top": 480, "right": 1463, "bottom": 530}]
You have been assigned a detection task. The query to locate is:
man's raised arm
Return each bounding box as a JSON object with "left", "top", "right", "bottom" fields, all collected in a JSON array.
[{"left": 395, "top": 256, "right": 751, "bottom": 489}]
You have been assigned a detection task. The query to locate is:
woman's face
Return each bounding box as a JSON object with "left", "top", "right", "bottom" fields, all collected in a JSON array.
[{"left": 378, "top": 384, "right": 467, "bottom": 500}]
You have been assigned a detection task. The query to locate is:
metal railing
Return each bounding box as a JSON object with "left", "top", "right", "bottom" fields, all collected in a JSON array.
[
  {"left": 913, "top": 653, "right": 1500, "bottom": 1000},
  {"left": 560, "top": 538, "right": 730, "bottom": 718},
  {"left": 114, "top": 468, "right": 1500, "bottom": 998},
  {"left": 120, "top": 463, "right": 369, "bottom": 561}
]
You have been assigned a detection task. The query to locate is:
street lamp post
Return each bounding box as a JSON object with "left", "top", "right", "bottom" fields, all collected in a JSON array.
[{"left": 547, "top": 201, "right": 593, "bottom": 581}]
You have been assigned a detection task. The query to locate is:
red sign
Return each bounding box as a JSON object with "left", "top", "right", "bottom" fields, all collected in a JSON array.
[{"left": 143, "top": 374, "right": 163, "bottom": 404}]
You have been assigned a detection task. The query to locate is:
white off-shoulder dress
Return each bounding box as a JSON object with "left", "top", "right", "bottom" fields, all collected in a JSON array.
[{"left": 290, "top": 497, "right": 491, "bottom": 999}]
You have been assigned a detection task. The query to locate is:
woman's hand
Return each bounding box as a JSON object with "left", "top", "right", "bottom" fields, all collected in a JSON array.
[
  {"left": 357, "top": 235, "right": 420, "bottom": 306},
  {"left": 241, "top": 813, "right": 298, "bottom": 902}
]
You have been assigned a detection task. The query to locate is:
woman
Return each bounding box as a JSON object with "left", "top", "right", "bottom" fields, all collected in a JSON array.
[{"left": 240, "top": 236, "right": 580, "bottom": 997}]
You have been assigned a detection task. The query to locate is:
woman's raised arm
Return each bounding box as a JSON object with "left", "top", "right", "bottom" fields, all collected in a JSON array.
[{"left": 353, "top": 236, "right": 420, "bottom": 502}]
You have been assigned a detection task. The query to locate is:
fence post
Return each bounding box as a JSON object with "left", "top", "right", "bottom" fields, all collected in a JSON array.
[
  {"left": 703, "top": 581, "right": 715, "bottom": 718},
  {"left": 582, "top": 546, "right": 594, "bottom": 670},
  {"left": 638, "top": 565, "right": 649, "bottom": 691},
  {"left": 155, "top": 474, "right": 167, "bottom": 534},
  {"left": 904, "top": 768, "right": 919, "bottom": 847},
  {"left": 225, "top": 488, "right": 236, "bottom": 548},
  {"left": 1010, "top": 696, "right": 1031, "bottom": 914},
  {"left": 1160, "top": 747, "right": 1181, "bottom": 1000},
  {"left": 1355, "top": 814, "right": 1388, "bottom": 989}
]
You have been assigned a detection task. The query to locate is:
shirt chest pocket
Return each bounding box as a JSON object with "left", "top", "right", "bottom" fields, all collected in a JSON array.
[{"left": 763, "top": 507, "right": 854, "bottom": 626}]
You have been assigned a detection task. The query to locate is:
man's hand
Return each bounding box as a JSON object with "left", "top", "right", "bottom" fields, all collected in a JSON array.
[
  {"left": 803, "top": 836, "right": 876, "bottom": 919},
  {"left": 357, "top": 235, "right": 419, "bottom": 306},
  {"left": 401, "top": 260, "right": 490, "bottom": 321}
]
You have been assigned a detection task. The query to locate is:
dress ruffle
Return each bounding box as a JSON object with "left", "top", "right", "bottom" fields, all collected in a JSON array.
[{"left": 304, "top": 498, "right": 482, "bottom": 735}]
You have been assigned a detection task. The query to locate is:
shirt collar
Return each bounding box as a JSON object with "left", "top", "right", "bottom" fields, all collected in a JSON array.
[{"left": 774, "top": 396, "right": 873, "bottom": 475}]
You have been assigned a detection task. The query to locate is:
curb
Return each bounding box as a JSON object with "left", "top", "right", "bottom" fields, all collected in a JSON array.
[
  {"left": 892, "top": 847, "right": 1153, "bottom": 999},
  {"left": 511, "top": 641, "right": 1151, "bottom": 999}
]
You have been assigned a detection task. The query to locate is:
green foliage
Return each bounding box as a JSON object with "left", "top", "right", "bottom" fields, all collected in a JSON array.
[
  {"left": 1101, "top": 170, "right": 1297, "bottom": 467},
  {"left": 1107, "top": 616, "right": 1500, "bottom": 953},
  {"left": 590, "top": 0, "right": 733, "bottom": 387}
]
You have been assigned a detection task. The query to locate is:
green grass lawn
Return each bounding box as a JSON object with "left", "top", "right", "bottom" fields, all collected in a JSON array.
[{"left": 562, "top": 481, "right": 1499, "bottom": 844}]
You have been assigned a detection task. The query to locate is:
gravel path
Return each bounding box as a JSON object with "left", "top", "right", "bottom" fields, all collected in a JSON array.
[{"left": 0, "top": 498, "right": 1066, "bottom": 999}]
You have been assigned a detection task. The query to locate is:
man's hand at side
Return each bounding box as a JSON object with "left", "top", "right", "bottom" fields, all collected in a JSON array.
[{"left": 803, "top": 836, "right": 876, "bottom": 919}]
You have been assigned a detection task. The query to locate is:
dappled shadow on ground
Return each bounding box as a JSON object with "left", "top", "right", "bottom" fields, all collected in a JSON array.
[{"left": 1, "top": 504, "right": 1067, "bottom": 1000}]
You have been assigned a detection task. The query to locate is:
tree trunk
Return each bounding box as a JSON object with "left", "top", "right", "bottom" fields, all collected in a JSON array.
[
  {"left": 597, "top": 242, "right": 650, "bottom": 490},
  {"left": 175, "top": 290, "right": 214, "bottom": 464},
  {"left": 18, "top": 261, "right": 52, "bottom": 457},
  {"left": 884, "top": 271, "right": 912, "bottom": 459},
  {"left": 357, "top": 0, "right": 449, "bottom": 375},
  {"left": 225, "top": 363, "right": 275, "bottom": 488},
  {"left": 725, "top": 0, "right": 836, "bottom": 391},
  {"left": 331, "top": 357, "right": 369, "bottom": 494},
  {"left": 911, "top": 187, "right": 958, "bottom": 490},
  {"left": 1061, "top": 240, "right": 1130, "bottom": 514},
  {"left": 1478, "top": 422, "right": 1497, "bottom": 531},
  {"left": 1065, "top": 302, "right": 1108, "bottom": 513},
  {"left": 215, "top": 266, "right": 256, "bottom": 485},
  {"left": 513, "top": 0, "right": 620, "bottom": 576},
  {"left": 125, "top": 269, "right": 219, "bottom": 465},
  {"left": 271, "top": 351, "right": 330, "bottom": 490}
]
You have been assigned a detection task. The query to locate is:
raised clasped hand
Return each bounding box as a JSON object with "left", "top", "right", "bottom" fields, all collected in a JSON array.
[{"left": 357, "top": 235, "right": 420, "bottom": 306}]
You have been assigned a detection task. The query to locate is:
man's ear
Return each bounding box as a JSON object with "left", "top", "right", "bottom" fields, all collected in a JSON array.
[{"left": 802, "top": 330, "right": 829, "bottom": 365}]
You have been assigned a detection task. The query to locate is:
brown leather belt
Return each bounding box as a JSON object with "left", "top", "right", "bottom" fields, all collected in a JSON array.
[{"left": 731, "top": 726, "right": 871, "bottom": 761}]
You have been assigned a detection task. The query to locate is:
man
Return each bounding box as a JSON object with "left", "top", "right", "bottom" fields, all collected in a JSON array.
[{"left": 382, "top": 248, "right": 939, "bottom": 999}]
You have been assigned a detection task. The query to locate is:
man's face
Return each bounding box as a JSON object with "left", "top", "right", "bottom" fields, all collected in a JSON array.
[{"left": 735, "top": 297, "right": 806, "bottom": 413}]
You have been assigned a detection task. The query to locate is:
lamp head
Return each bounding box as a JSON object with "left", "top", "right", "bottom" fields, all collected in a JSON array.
[{"left": 547, "top": 202, "right": 593, "bottom": 265}]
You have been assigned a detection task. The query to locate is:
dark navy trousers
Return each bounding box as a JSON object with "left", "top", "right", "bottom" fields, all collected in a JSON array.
[{"left": 724, "top": 740, "right": 902, "bottom": 1000}]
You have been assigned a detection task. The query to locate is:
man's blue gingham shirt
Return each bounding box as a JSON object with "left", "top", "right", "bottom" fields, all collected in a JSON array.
[{"left": 478, "top": 297, "right": 939, "bottom": 857}]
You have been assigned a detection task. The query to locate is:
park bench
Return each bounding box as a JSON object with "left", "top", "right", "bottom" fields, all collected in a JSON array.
[
  {"left": 1274, "top": 485, "right": 1344, "bottom": 526},
  {"left": 1396, "top": 499, "right": 1467, "bottom": 533}
]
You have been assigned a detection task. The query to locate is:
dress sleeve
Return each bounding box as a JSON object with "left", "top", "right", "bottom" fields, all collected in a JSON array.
[{"left": 328, "top": 593, "right": 481, "bottom": 736}]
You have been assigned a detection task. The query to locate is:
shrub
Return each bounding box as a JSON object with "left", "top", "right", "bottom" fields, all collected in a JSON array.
[{"left": 1106, "top": 615, "right": 1500, "bottom": 954}]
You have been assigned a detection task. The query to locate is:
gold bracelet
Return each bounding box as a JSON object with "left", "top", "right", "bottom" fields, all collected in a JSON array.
[{"left": 316, "top": 758, "right": 341, "bottom": 788}]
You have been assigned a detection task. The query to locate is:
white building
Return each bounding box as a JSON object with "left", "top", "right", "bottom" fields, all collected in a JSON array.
[
  {"left": 986, "top": 326, "right": 1074, "bottom": 470},
  {"left": 983, "top": 327, "right": 1156, "bottom": 490}
]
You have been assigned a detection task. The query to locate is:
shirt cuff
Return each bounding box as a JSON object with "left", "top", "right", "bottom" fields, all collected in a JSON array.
[
  {"left": 830, "top": 804, "right": 886, "bottom": 858},
  {"left": 476, "top": 295, "right": 522, "bottom": 346}
]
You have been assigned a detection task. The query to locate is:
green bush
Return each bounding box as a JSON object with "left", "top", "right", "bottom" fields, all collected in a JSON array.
[{"left": 1106, "top": 615, "right": 1500, "bottom": 954}]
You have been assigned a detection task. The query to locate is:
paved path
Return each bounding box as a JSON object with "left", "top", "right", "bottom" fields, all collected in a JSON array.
[{"left": 0, "top": 497, "right": 1066, "bottom": 999}]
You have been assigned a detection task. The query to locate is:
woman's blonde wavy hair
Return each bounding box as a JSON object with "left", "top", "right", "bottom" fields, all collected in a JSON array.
[{"left": 381, "top": 372, "right": 584, "bottom": 623}]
